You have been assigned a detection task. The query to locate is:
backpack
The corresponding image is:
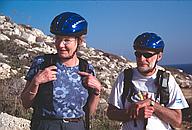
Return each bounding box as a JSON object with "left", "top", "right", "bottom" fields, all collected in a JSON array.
[
  {"left": 33, "top": 53, "right": 92, "bottom": 130},
  {"left": 121, "top": 68, "right": 170, "bottom": 108}
]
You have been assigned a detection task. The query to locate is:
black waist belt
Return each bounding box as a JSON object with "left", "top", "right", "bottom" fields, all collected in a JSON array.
[
  {"left": 62, "top": 117, "right": 83, "bottom": 123},
  {"left": 32, "top": 117, "right": 83, "bottom": 123}
]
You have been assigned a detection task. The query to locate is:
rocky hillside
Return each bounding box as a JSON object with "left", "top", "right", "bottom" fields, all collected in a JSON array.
[{"left": 0, "top": 15, "right": 192, "bottom": 130}]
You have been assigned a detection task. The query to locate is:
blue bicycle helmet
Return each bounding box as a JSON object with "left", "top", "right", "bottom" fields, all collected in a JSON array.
[
  {"left": 50, "top": 12, "right": 88, "bottom": 36},
  {"left": 133, "top": 32, "right": 164, "bottom": 52}
]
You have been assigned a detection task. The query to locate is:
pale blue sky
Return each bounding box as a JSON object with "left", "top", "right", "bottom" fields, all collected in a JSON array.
[{"left": 1, "top": 0, "right": 192, "bottom": 65}]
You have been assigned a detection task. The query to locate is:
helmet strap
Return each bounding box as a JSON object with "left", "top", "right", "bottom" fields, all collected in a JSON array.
[
  {"left": 147, "top": 58, "right": 158, "bottom": 73},
  {"left": 63, "top": 49, "right": 77, "bottom": 60},
  {"left": 138, "top": 57, "right": 158, "bottom": 75}
]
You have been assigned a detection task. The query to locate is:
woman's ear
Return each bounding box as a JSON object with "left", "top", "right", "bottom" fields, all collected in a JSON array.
[{"left": 157, "top": 52, "right": 163, "bottom": 61}]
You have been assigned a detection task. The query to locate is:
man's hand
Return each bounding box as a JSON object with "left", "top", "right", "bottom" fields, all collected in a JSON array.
[
  {"left": 130, "top": 99, "right": 154, "bottom": 119},
  {"left": 34, "top": 65, "right": 57, "bottom": 85}
]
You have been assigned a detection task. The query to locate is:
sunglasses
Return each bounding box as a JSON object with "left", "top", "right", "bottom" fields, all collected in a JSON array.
[{"left": 135, "top": 51, "right": 158, "bottom": 58}]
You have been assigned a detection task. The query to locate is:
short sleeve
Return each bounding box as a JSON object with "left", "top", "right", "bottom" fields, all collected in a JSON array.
[
  {"left": 25, "top": 55, "right": 45, "bottom": 81},
  {"left": 167, "top": 74, "right": 189, "bottom": 109},
  {"left": 87, "top": 63, "right": 96, "bottom": 76},
  {"left": 108, "top": 71, "right": 125, "bottom": 109}
]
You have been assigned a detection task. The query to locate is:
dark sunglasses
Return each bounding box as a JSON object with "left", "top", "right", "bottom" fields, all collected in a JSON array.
[{"left": 134, "top": 51, "right": 158, "bottom": 58}]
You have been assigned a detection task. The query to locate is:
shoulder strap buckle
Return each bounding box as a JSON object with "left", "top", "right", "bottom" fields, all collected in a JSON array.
[{"left": 156, "top": 69, "right": 170, "bottom": 106}]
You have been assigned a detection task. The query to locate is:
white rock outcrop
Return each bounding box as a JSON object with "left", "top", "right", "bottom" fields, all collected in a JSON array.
[{"left": 0, "top": 112, "right": 30, "bottom": 130}]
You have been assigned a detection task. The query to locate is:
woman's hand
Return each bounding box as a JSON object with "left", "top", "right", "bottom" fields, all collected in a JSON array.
[
  {"left": 34, "top": 65, "right": 57, "bottom": 85},
  {"left": 78, "top": 71, "right": 102, "bottom": 93}
]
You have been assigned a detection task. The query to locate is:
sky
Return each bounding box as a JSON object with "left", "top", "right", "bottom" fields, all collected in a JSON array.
[{"left": 0, "top": 0, "right": 192, "bottom": 65}]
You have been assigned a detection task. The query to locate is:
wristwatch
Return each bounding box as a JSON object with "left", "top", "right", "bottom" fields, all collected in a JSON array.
[
  {"left": 93, "top": 88, "right": 101, "bottom": 96},
  {"left": 150, "top": 100, "right": 155, "bottom": 106}
]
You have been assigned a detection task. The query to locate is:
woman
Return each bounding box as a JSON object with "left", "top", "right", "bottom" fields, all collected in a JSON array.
[{"left": 21, "top": 12, "right": 102, "bottom": 130}]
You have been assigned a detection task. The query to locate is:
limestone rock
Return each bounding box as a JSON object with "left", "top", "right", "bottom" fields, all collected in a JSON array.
[{"left": 0, "top": 112, "right": 30, "bottom": 130}]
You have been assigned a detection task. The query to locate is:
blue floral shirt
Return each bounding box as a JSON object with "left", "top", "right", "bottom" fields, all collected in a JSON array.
[{"left": 25, "top": 55, "right": 95, "bottom": 118}]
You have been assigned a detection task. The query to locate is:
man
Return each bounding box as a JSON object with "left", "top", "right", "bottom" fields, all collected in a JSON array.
[
  {"left": 107, "top": 32, "right": 189, "bottom": 130},
  {"left": 21, "top": 12, "right": 102, "bottom": 130}
]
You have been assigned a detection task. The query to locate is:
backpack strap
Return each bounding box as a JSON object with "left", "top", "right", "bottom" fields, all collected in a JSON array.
[
  {"left": 122, "top": 68, "right": 134, "bottom": 108},
  {"left": 155, "top": 69, "right": 170, "bottom": 106},
  {"left": 79, "top": 57, "right": 92, "bottom": 130},
  {"left": 122, "top": 68, "right": 138, "bottom": 127},
  {"left": 40, "top": 53, "right": 58, "bottom": 69},
  {"left": 32, "top": 53, "right": 59, "bottom": 118}
]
